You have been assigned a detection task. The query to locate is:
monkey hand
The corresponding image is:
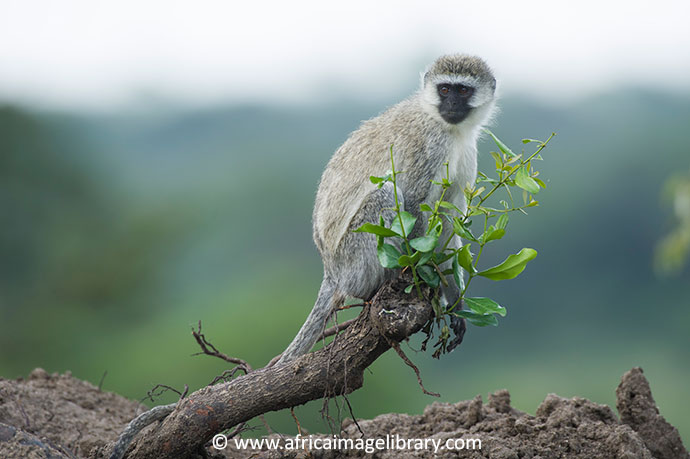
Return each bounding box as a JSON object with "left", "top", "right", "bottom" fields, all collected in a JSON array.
[{"left": 447, "top": 302, "right": 467, "bottom": 352}]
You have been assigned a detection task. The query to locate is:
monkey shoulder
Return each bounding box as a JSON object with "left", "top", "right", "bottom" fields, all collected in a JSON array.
[{"left": 313, "top": 96, "right": 441, "bottom": 255}]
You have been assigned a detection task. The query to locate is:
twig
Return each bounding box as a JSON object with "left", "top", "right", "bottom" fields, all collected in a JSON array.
[
  {"left": 390, "top": 342, "right": 440, "bottom": 397},
  {"left": 98, "top": 370, "right": 108, "bottom": 391},
  {"left": 290, "top": 408, "right": 303, "bottom": 436},
  {"left": 343, "top": 395, "right": 364, "bottom": 436},
  {"left": 192, "top": 321, "right": 252, "bottom": 373},
  {"left": 209, "top": 367, "right": 247, "bottom": 386},
  {"left": 259, "top": 414, "right": 273, "bottom": 435},
  {"left": 336, "top": 302, "right": 365, "bottom": 311},
  {"left": 142, "top": 384, "right": 184, "bottom": 404},
  {"left": 226, "top": 423, "right": 250, "bottom": 439},
  {"left": 321, "top": 317, "right": 357, "bottom": 339}
]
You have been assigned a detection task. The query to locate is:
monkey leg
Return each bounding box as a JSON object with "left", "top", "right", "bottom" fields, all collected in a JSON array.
[
  {"left": 280, "top": 184, "right": 402, "bottom": 364},
  {"left": 331, "top": 182, "right": 404, "bottom": 302},
  {"left": 440, "top": 233, "right": 466, "bottom": 352}
]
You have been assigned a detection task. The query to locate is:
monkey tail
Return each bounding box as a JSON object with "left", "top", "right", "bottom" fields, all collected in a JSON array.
[{"left": 277, "top": 278, "right": 338, "bottom": 365}]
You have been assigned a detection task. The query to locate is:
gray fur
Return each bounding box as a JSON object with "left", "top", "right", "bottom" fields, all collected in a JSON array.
[
  {"left": 424, "top": 54, "right": 496, "bottom": 87},
  {"left": 277, "top": 54, "right": 497, "bottom": 365}
]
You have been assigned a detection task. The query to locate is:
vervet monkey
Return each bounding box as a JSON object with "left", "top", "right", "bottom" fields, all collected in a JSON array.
[{"left": 278, "top": 54, "right": 497, "bottom": 365}]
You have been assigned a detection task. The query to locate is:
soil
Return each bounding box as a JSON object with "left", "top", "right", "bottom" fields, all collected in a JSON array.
[{"left": 0, "top": 367, "right": 687, "bottom": 458}]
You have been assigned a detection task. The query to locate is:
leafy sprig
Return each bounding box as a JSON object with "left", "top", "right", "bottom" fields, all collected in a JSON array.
[{"left": 354, "top": 130, "right": 555, "bottom": 356}]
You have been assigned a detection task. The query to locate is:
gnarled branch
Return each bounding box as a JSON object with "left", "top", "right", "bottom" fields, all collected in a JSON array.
[{"left": 120, "top": 276, "right": 433, "bottom": 459}]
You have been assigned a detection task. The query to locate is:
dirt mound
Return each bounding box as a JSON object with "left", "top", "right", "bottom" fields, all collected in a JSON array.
[
  {"left": 0, "top": 367, "right": 687, "bottom": 458},
  {"left": 0, "top": 368, "right": 146, "bottom": 458}
]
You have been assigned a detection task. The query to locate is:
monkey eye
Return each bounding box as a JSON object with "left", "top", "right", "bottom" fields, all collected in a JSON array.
[
  {"left": 458, "top": 85, "right": 472, "bottom": 96},
  {"left": 439, "top": 86, "right": 450, "bottom": 96}
]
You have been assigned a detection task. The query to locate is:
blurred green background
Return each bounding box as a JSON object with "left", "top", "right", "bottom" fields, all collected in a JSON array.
[{"left": 1, "top": 89, "right": 688, "bottom": 441}]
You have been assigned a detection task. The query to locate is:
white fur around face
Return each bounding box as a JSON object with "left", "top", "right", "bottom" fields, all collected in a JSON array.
[
  {"left": 447, "top": 129, "right": 479, "bottom": 194},
  {"left": 426, "top": 97, "right": 497, "bottom": 211},
  {"left": 424, "top": 123, "right": 478, "bottom": 210}
]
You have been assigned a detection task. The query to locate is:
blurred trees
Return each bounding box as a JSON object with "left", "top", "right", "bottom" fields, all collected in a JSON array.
[{"left": 0, "top": 106, "right": 180, "bottom": 364}]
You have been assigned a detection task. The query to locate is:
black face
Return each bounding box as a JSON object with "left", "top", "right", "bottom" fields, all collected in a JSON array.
[{"left": 436, "top": 83, "right": 474, "bottom": 124}]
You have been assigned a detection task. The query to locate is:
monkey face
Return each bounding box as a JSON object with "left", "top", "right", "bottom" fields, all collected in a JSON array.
[{"left": 436, "top": 83, "right": 474, "bottom": 124}]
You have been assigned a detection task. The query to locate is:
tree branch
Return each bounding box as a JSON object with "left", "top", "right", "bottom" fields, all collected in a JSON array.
[{"left": 122, "top": 276, "right": 433, "bottom": 459}]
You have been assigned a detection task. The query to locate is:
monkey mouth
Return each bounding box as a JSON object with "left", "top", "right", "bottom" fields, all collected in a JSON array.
[{"left": 440, "top": 110, "right": 469, "bottom": 125}]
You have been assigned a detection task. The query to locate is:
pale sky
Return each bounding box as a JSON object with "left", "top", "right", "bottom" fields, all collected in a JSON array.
[{"left": 1, "top": 0, "right": 689, "bottom": 110}]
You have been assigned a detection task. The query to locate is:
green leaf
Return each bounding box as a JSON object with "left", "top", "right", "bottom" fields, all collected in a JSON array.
[
  {"left": 439, "top": 201, "right": 463, "bottom": 214},
  {"left": 354, "top": 223, "right": 400, "bottom": 237},
  {"left": 515, "top": 166, "right": 540, "bottom": 194},
  {"left": 464, "top": 297, "right": 507, "bottom": 317},
  {"left": 410, "top": 234, "right": 439, "bottom": 252},
  {"left": 419, "top": 203, "right": 433, "bottom": 212},
  {"left": 417, "top": 265, "right": 440, "bottom": 288},
  {"left": 452, "top": 310, "right": 499, "bottom": 327},
  {"left": 483, "top": 227, "right": 506, "bottom": 243},
  {"left": 490, "top": 151, "right": 503, "bottom": 170},
  {"left": 433, "top": 251, "right": 454, "bottom": 265},
  {"left": 430, "top": 219, "right": 443, "bottom": 235},
  {"left": 496, "top": 214, "right": 509, "bottom": 230},
  {"left": 477, "top": 176, "right": 500, "bottom": 185},
  {"left": 504, "top": 155, "right": 522, "bottom": 166},
  {"left": 404, "top": 284, "right": 414, "bottom": 294},
  {"left": 457, "top": 244, "right": 475, "bottom": 273},
  {"left": 377, "top": 243, "right": 402, "bottom": 268},
  {"left": 485, "top": 129, "right": 516, "bottom": 157},
  {"left": 521, "top": 138, "right": 542, "bottom": 144},
  {"left": 477, "top": 248, "right": 537, "bottom": 280},
  {"left": 398, "top": 251, "right": 421, "bottom": 267},
  {"left": 431, "top": 296, "right": 443, "bottom": 317},
  {"left": 427, "top": 216, "right": 443, "bottom": 233},
  {"left": 534, "top": 177, "right": 547, "bottom": 188},
  {"left": 453, "top": 219, "right": 477, "bottom": 242},
  {"left": 390, "top": 211, "right": 417, "bottom": 237},
  {"left": 369, "top": 173, "right": 392, "bottom": 189},
  {"left": 452, "top": 254, "right": 465, "bottom": 291},
  {"left": 468, "top": 206, "right": 488, "bottom": 217},
  {"left": 417, "top": 252, "right": 434, "bottom": 268}
]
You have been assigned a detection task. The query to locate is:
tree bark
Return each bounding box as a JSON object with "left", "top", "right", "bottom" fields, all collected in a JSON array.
[{"left": 125, "top": 276, "right": 432, "bottom": 459}]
